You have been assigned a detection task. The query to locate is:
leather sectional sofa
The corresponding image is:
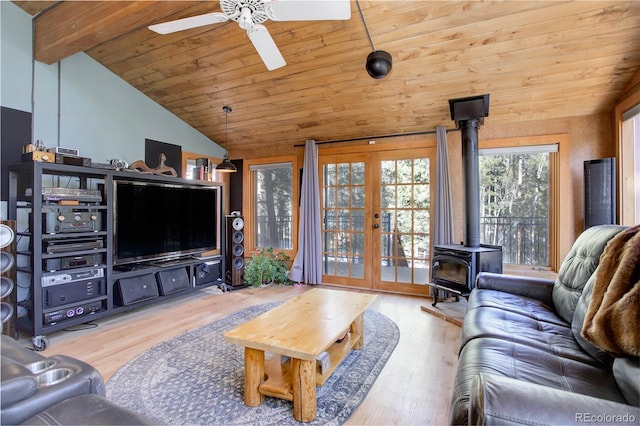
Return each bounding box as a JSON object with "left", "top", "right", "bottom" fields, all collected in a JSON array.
[
  {"left": 1, "top": 335, "right": 154, "bottom": 425},
  {"left": 449, "top": 224, "right": 640, "bottom": 425}
]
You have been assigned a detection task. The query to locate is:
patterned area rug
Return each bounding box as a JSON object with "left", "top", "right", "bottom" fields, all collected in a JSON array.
[{"left": 106, "top": 302, "right": 399, "bottom": 425}]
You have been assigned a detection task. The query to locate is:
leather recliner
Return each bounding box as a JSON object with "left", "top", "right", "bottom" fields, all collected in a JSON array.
[{"left": 1, "top": 335, "right": 154, "bottom": 425}]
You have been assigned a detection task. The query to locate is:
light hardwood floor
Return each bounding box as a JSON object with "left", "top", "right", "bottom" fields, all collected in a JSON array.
[{"left": 17, "top": 285, "right": 465, "bottom": 425}]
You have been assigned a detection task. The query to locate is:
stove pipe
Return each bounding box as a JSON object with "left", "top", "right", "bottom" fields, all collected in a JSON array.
[
  {"left": 448, "top": 94, "right": 490, "bottom": 248},
  {"left": 461, "top": 119, "right": 481, "bottom": 247}
]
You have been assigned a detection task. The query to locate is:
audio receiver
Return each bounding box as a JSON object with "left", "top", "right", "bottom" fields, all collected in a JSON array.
[
  {"left": 42, "top": 268, "right": 104, "bottom": 287},
  {"left": 43, "top": 300, "right": 103, "bottom": 325},
  {"left": 43, "top": 209, "right": 102, "bottom": 234},
  {"left": 46, "top": 239, "right": 103, "bottom": 254},
  {"left": 44, "top": 253, "right": 103, "bottom": 271}
]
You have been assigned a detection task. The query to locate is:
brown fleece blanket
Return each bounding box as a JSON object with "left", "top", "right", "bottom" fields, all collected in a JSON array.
[{"left": 582, "top": 225, "right": 640, "bottom": 357}]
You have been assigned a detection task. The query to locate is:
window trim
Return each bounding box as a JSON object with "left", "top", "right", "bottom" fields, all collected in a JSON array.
[{"left": 242, "top": 155, "right": 299, "bottom": 257}]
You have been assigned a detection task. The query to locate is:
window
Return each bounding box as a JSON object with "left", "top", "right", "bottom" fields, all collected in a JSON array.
[
  {"left": 479, "top": 142, "right": 559, "bottom": 269},
  {"left": 245, "top": 157, "right": 297, "bottom": 253},
  {"left": 620, "top": 104, "right": 640, "bottom": 225}
]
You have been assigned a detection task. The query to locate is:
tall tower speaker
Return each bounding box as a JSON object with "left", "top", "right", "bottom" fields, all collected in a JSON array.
[
  {"left": 226, "top": 215, "right": 245, "bottom": 286},
  {"left": 1, "top": 220, "right": 17, "bottom": 337},
  {"left": 584, "top": 158, "right": 616, "bottom": 229}
]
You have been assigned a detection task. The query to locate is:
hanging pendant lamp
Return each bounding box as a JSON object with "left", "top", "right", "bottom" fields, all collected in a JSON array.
[
  {"left": 215, "top": 105, "right": 238, "bottom": 173},
  {"left": 356, "top": 0, "right": 392, "bottom": 79}
]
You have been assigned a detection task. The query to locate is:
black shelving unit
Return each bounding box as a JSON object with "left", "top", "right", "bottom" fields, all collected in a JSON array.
[{"left": 8, "top": 162, "right": 225, "bottom": 350}]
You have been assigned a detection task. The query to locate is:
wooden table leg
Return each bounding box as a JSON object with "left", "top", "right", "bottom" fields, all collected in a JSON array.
[
  {"left": 291, "top": 358, "right": 316, "bottom": 422},
  {"left": 350, "top": 313, "right": 365, "bottom": 350},
  {"left": 244, "top": 347, "right": 264, "bottom": 407}
]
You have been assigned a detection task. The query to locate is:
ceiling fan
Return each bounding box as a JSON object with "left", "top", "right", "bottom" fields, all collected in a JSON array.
[{"left": 149, "top": 0, "right": 351, "bottom": 71}]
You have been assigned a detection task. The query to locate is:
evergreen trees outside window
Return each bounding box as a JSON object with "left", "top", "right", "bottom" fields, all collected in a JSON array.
[
  {"left": 250, "top": 162, "right": 293, "bottom": 250},
  {"left": 479, "top": 146, "right": 555, "bottom": 267}
]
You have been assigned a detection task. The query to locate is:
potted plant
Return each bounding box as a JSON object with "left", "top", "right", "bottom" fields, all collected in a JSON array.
[{"left": 244, "top": 247, "right": 293, "bottom": 287}]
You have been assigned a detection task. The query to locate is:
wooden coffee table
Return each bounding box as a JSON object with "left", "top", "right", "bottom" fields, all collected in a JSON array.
[{"left": 223, "top": 288, "right": 377, "bottom": 422}]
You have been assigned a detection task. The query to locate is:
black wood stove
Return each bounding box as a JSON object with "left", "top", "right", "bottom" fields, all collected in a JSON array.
[
  {"left": 431, "top": 244, "right": 502, "bottom": 305},
  {"left": 430, "top": 95, "right": 502, "bottom": 306}
]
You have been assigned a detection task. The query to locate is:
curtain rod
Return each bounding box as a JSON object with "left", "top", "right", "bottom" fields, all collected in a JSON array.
[{"left": 293, "top": 128, "right": 460, "bottom": 147}]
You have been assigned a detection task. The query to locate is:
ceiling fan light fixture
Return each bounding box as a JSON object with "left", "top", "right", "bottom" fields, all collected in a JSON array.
[
  {"left": 149, "top": 0, "right": 351, "bottom": 72},
  {"left": 216, "top": 105, "right": 238, "bottom": 173},
  {"left": 366, "top": 50, "right": 392, "bottom": 79}
]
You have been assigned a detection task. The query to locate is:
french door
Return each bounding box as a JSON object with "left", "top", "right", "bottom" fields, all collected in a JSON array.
[{"left": 319, "top": 148, "right": 435, "bottom": 296}]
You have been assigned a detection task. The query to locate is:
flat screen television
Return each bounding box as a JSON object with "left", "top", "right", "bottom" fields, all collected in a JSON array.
[{"left": 113, "top": 180, "right": 221, "bottom": 265}]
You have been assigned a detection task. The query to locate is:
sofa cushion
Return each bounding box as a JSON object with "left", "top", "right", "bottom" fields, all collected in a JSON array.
[
  {"left": 552, "top": 225, "right": 626, "bottom": 324},
  {"left": 467, "top": 288, "right": 566, "bottom": 326},
  {"left": 449, "top": 337, "right": 628, "bottom": 425},
  {"left": 1, "top": 357, "right": 38, "bottom": 408},
  {"left": 571, "top": 274, "right": 614, "bottom": 366},
  {"left": 613, "top": 357, "right": 640, "bottom": 406},
  {"left": 469, "top": 373, "right": 640, "bottom": 426},
  {"left": 460, "top": 305, "right": 600, "bottom": 365}
]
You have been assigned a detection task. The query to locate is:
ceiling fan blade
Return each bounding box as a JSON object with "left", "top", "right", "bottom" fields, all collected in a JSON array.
[
  {"left": 247, "top": 24, "right": 286, "bottom": 71},
  {"left": 267, "top": 0, "right": 351, "bottom": 21},
  {"left": 149, "top": 12, "right": 229, "bottom": 34}
]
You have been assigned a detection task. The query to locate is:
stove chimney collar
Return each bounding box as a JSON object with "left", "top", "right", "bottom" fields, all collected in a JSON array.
[{"left": 449, "top": 94, "right": 490, "bottom": 127}]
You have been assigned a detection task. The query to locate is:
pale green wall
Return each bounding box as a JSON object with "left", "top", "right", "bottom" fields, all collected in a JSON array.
[{"left": 0, "top": 1, "right": 224, "bottom": 165}]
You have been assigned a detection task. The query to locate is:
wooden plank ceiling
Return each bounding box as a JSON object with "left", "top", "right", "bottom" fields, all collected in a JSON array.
[{"left": 14, "top": 1, "right": 640, "bottom": 158}]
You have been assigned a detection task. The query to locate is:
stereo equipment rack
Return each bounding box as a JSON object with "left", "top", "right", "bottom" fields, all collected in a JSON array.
[{"left": 8, "top": 161, "right": 225, "bottom": 351}]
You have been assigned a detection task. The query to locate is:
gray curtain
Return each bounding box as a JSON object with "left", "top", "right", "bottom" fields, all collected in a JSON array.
[
  {"left": 433, "top": 126, "right": 455, "bottom": 246},
  {"left": 431, "top": 126, "right": 455, "bottom": 298},
  {"left": 288, "top": 140, "right": 322, "bottom": 284}
]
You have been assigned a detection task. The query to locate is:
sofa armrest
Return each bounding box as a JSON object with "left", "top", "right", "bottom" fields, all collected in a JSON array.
[
  {"left": 0, "top": 355, "right": 105, "bottom": 425},
  {"left": 23, "top": 394, "right": 156, "bottom": 425},
  {"left": 470, "top": 373, "right": 640, "bottom": 425},
  {"left": 476, "top": 272, "right": 555, "bottom": 304}
]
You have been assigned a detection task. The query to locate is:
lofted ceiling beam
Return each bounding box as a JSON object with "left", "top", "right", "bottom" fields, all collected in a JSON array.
[{"left": 33, "top": 1, "right": 201, "bottom": 64}]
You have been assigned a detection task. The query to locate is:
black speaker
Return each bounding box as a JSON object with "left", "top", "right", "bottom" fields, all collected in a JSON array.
[
  {"left": 114, "top": 274, "right": 159, "bottom": 306},
  {"left": 584, "top": 158, "right": 616, "bottom": 229},
  {"left": 195, "top": 260, "right": 221, "bottom": 286},
  {"left": 1, "top": 220, "right": 17, "bottom": 336},
  {"left": 156, "top": 267, "right": 190, "bottom": 295},
  {"left": 226, "top": 215, "right": 245, "bottom": 286}
]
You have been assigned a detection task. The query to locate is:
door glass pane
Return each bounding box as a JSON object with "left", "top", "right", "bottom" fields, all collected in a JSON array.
[
  {"left": 352, "top": 186, "right": 364, "bottom": 208},
  {"left": 352, "top": 162, "right": 365, "bottom": 185},
  {"left": 379, "top": 158, "right": 430, "bottom": 285},
  {"left": 352, "top": 210, "right": 364, "bottom": 231}
]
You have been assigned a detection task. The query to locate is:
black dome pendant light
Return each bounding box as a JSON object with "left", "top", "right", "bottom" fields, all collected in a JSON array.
[
  {"left": 215, "top": 105, "right": 238, "bottom": 173},
  {"left": 356, "top": 0, "right": 392, "bottom": 79}
]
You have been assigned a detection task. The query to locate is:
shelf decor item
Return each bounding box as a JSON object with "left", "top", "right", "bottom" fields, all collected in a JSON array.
[{"left": 129, "top": 153, "right": 177, "bottom": 176}]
